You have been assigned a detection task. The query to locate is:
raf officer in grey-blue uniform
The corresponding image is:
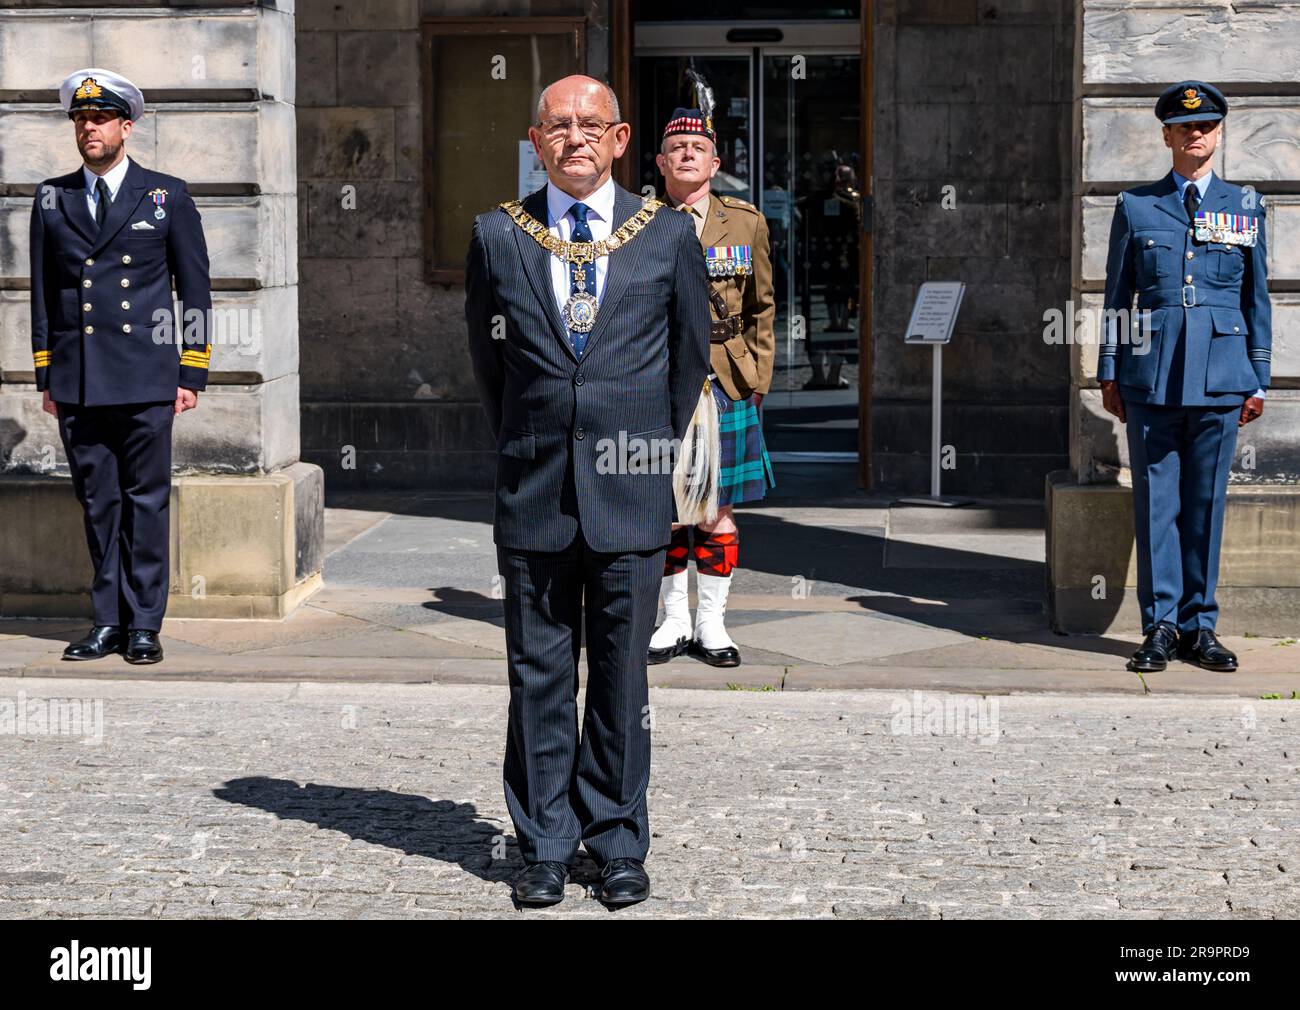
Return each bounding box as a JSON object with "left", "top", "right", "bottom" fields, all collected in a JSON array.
[
  {"left": 1099, "top": 81, "right": 1269, "bottom": 674},
  {"left": 31, "top": 69, "right": 212, "bottom": 665}
]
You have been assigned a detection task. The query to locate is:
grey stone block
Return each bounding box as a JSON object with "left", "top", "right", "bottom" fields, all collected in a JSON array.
[
  {"left": 1083, "top": 1, "right": 1300, "bottom": 85},
  {"left": 298, "top": 0, "right": 418, "bottom": 31},
  {"left": 1048, "top": 470, "right": 1300, "bottom": 635},
  {"left": 296, "top": 28, "right": 338, "bottom": 108},
  {"left": 0, "top": 7, "right": 294, "bottom": 98},
  {"left": 172, "top": 373, "right": 301, "bottom": 474},
  {"left": 1272, "top": 197, "right": 1300, "bottom": 282},
  {"left": 301, "top": 180, "right": 421, "bottom": 258},
  {"left": 0, "top": 375, "right": 302, "bottom": 475},
  {"left": 0, "top": 194, "right": 297, "bottom": 287},
  {"left": 336, "top": 31, "right": 419, "bottom": 108},
  {"left": 292, "top": 460, "right": 325, "bottom": 583},
  {"left": 1082, "top": 99, "right": 1226, "bottom": 183},
  {"left": 0, "top": 286, "right": 299, "bottom": 386},
  {"left": 1225, "top": 101, "right": 1300, "bottom": 182},
  {"left": 1, "top": 103, "right": 295, "bottom": 192},
  {"left": 296, "top": 106, "right": 396, "bottom": 180}
]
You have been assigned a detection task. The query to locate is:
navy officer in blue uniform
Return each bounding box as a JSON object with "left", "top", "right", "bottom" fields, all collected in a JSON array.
[
  {"left": 31, "top": 69, "right": 212, "bottom": 664},
  {"left": 1099, "top": 81, "right": 1269, "bottom": 674}
]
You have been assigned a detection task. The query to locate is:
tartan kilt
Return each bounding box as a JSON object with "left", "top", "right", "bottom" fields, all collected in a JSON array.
[{"left": 713, "top": 377, "right": 776, "bottom": 506}]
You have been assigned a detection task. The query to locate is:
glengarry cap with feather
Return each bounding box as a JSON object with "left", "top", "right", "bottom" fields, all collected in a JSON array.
[{"left": 662, "top": 66, "right": 716, "bottom": 143}]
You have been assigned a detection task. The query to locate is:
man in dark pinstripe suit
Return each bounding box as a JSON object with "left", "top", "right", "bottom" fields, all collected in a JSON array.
[{"left": 465, "top": 76, "right": 710, "bottom": 907}]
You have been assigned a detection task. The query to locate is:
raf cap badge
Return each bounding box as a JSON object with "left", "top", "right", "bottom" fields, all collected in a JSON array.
[{"left": 148, "top": 187, "right": 167, "bottom": 220}]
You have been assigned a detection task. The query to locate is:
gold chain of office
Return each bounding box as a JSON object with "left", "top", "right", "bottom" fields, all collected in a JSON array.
[{"left": 498, "top": 197, "right": 666, "bottom": 333}]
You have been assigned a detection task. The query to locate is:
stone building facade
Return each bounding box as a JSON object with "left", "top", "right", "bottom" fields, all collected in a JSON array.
[{"left": 0, "top": 0, "right": 1296, "bottom": 631}]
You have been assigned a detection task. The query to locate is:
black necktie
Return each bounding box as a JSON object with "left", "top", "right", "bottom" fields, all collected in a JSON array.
[
  {"left": 1184, "top": 183, "right": 1200, "bottom": 220},
  {"left": 95, "top": 177, "right": 111, "bottom": 230}
]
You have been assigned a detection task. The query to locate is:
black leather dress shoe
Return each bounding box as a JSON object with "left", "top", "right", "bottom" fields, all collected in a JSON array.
[
  {"left": 123, "top": 630, "right": 163, "bottom": 665},
  {"left": 1178, "top": 628, "right": 1238, "bottom": 672},
  {"left": 648, "top": 632, "right": 689, "bottom": 665},
  {"left": 62, "top": 625, "right": 123, "bottom": 661},
  {"left": 1128, "top": 622, "right": 1179, "bottom": 673},
  {"left": 598, "top": 858, "right": 650, "bottom": 906},
  {"left": 512, "top": 861, "right": 569, "bottom": 906},
  {"left": 689, "top": 639, "right": 741, "bottom": 668}
]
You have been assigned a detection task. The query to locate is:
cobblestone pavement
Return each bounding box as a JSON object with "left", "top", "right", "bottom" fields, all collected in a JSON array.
[{"left": 2, "top": 677, "right": 1297, "bottom": 919}]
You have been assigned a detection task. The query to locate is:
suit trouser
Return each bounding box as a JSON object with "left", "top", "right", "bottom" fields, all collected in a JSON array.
[
  {"left": 1124, "top": 400, "right": 1238, "bottom": 634},
  {"left": 56, "top": 401, "right": 174, "bottom": 632},
  {"left": 497, "top": 532, "right": 663, "bottom": 866}
]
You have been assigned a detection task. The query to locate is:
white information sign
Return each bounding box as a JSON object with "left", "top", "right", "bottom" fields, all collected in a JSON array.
[{"left": 904, "top": 281, "right": 965, "bottom": 345}]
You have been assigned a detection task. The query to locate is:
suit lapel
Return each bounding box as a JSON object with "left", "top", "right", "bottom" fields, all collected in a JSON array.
[
  {"left": 57, "top": 172, "right": 97, "bottom": 246},
  {"left": 512, "top": 187, "right": 577, "bottom": 361},
  {"left": 89, "top": 159, "right": 148, "bottom": 257},
  {"left": 579, "top": 185, "right": 644, "bottom": 359}
]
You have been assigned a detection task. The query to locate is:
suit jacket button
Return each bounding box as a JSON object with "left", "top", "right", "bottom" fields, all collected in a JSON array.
[
  {"left": 575, "top": 373, "right": 584, "bottom": 385},
  {"left": 82, "top": 279, "right": 92, "bottom": 288},
  {"left": 85, "top": 257, "right": 94, "bottom": 266},
  {"left": 575, "top": 427, "right": 586, "bottom": 440},
  {"left": 84, "top": 325, "right": 93, "bottom": 335},
  {"left": 122, "top": 255, "right": 132, "bottom": 265},
  {"left": 1186, "top": 251, "right": 1194, "bottom": 260},
  {"left": 1234, "top": 326, "right": 1240, "bottom": 333},
  {"left": 1146, "top": 239, "right": 1154, "bottom": 247},
  {"left": 1184, "top": 274, "right": 1193, "bottom": 284},
  {"left": 82, "top": 302, "right": 92, "bottom": 312},
  {"left": 121, "top": 278, "right": 130, "bottom": 288},
  {"left": 122, "top": 324, "right": 131, "bottom": 333},
  {"left": 121, "top": 301, "right": 130, "bottom": 310}
]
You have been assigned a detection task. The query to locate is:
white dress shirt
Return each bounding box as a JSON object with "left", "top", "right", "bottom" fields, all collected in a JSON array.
[
  {"left": 1172, "top": 168, "right": 1265, "bottom": 400},
  {"left": 545, "top": 176, "right": 616, "bottom": 318},
  {"left": 84, "top": 155, "right": 131, "bottom": 221}
]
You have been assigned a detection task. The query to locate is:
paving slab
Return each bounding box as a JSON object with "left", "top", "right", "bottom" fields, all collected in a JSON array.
[
  {"left": 729, "top": 611, "right": 969, "bottom": 665},
  {"left": 1, "top": 679, "right": 1296, "bottom": 919}
]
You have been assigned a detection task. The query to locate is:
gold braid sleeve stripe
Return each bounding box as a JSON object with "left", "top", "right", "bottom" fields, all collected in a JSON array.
[{"left": 33, "top": 350, "right": 51, "bottom": 367}]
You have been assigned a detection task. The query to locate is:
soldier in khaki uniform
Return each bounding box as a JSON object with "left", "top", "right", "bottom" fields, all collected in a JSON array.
[{"left": 648, "top": 84, "right": 776, "bottom": 668}]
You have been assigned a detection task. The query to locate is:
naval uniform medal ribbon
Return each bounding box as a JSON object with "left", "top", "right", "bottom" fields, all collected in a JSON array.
[
  {"left": 498, "top": 196, "right": 666, "bottom": 334},
  {"left": 148, "top": 187, "right": 168, "bottom": 220}
]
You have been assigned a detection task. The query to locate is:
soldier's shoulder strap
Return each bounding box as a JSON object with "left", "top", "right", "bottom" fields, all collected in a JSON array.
[{"left": 718, "top": 194, "right": 760, "bottom": 215}]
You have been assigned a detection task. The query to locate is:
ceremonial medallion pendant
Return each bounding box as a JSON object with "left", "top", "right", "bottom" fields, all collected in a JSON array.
[{"left": 563, "top": 267, "right": 597, "bottom": 333}]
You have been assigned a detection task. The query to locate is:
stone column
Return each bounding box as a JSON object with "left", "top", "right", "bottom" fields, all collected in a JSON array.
[
  {"left": 0, "top": 1, "right": 323, "bottom": 619},
  {"left": 1048, "top": 0, "right": 1300, "bottom": 634}
]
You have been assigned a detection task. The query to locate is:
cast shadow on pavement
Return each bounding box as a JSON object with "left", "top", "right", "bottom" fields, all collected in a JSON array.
[
  {"left": 212, "top": 775, "right": 607, "bottom": 895},
  {"left": 325, "top": 491, "right": 1139, "bottom": 664}
]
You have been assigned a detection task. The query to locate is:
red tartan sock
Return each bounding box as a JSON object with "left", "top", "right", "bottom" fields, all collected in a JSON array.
[
  {"left": 663, "top": 525, "right": 691, "bottom": 576},
  {"left": 693, "top": 527, "right": 738, "bottom": 577}
]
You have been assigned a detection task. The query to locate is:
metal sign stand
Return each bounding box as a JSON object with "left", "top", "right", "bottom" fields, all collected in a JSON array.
[{"left": 895, "top": 282, "right": 972, "bottom": 508}]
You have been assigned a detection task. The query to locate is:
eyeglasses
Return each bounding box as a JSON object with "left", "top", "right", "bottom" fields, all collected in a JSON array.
[{"left": 538, "top": 118, "right": 618, "bottom": 142}]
